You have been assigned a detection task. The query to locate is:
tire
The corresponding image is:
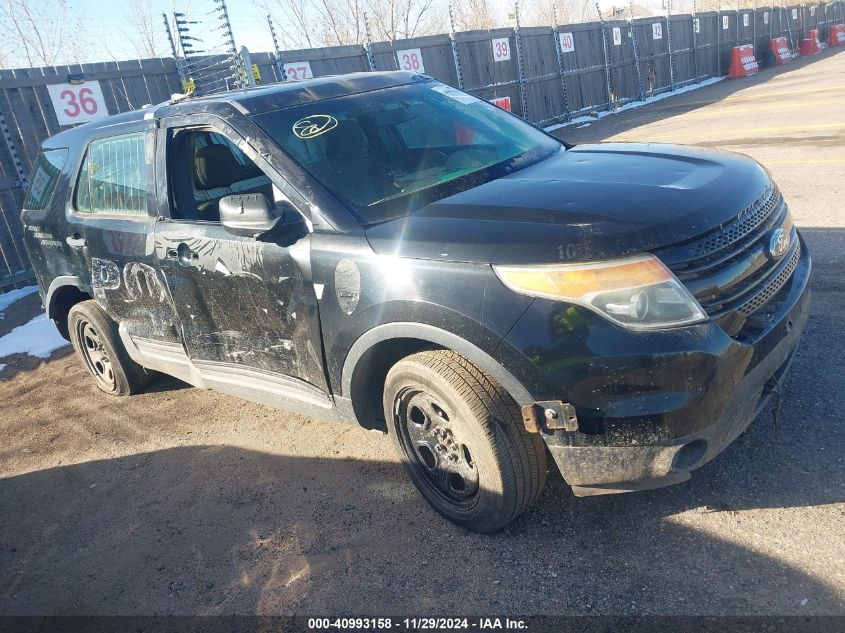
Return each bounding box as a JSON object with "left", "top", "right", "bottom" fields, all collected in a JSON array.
[
  {"left": 68, "top": 300, "right": 151, "bottom": 396},
  {"left": 383, "top": 349, "right": 547, "bottom": 533}
]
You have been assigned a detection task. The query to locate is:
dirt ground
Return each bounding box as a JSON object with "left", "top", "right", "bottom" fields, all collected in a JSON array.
[{"left": 1, "top": 50, "right": 843, "bottom": 616}]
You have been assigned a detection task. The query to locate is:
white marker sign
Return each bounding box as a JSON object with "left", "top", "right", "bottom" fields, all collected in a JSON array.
[
  {"left": 764, "top": 11, "right": 769, "bottom": 24},
  {"left": 559, "top": 32, "right": 575, "bottom": 53},
  {"left": 612, "top": 27, "right": 622, "bottom": 45},
  {"left": 47, "top": 82, "right": 108, "bottom": 126},
  {"left": 652, "top": 22, "right": 663, "bottom": 40},
  {"left": 396, "top": 48, "right": 425, "bottom": 72},
  {"left": 693, "top": 17, "right": 701, "bottom": 33},
  {"left": 284, "top": 61, "right": 314, "bottom": 81},
  {"left": 492, "top": 38, "right": 511, "bottom": 61},
  {"left": 792, "top": 8, "right": 798, "bottom": 19},
  {"left": 723, "top": 15, "right": 730, "bottom": 30},
  {"left": 743, "top": 13, "right": 750, "bottom": 27},
  {"left": 284, "top": 62, "right": 314, "bottom": 81}
]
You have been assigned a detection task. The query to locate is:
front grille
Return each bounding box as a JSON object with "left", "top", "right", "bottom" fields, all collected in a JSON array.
[
  {"left": 735, "top": 240, "right": 801, "bottom": 316},
  {"left": 655, "top": 185, "right": 800, "bottom": 320}
]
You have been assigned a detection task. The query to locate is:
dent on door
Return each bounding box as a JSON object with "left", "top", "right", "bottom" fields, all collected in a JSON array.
[
  {"left": 85, "top": 221, "right": 183, "bottom": 345},
  {"left": 154, "top": 224, "right": 328, "bottom": 392}
]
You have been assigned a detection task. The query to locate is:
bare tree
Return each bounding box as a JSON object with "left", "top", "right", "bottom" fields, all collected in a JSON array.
[
  {"left": 450, "top": 0, "right": 498, "bottom": 31},
  {"left": 365, "top": 0, "right": 441, "bottom": 42},
  {"left": 521, "top": 0, "right": 596, "bottom": 26},
  {"left": 264, "top": 0, "right": 441, "bottom": 49},
  {"left": 0, "top": 0, "right": 88, "bottom": 68},
  {"left": 123, "top": 0, "right": 164, "bottom": 58}
]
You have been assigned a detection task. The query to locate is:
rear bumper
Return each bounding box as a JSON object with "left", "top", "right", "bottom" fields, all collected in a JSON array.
[{"left": 497, "top": 234, "right": 812, "bottom": 495}]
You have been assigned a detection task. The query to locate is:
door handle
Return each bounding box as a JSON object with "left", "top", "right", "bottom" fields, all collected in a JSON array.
[
  {"left": 66, "top": 235, "right": 86, "bottom": 249},
  {"left": 175, "top": 242, "right": 198, "bottom": 267}
]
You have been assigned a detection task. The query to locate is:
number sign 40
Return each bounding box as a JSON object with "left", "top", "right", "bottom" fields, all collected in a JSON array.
[{"left": 46, "top": 82, "right": 108, "bottom": 126}]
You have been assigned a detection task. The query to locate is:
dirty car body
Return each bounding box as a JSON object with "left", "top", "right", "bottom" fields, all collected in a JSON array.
[{"left": 22, "top": 72, "right": 811, "bottom": 528}]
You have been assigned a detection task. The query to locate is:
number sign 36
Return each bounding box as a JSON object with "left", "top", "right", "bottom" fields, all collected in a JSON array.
[
  {"left": 396, "top": 49, "right": 425, "bottom": 73},
  {"left": 47, "top": 82, "right": 108, "bottom": 126}
]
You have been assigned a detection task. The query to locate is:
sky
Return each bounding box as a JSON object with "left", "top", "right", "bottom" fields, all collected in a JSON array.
[
  {"left": 57, "top": 0, "right": 672, "bottom": 66},
  {"left": 79, "top": 0, "right": 282, "bottom": 62}
]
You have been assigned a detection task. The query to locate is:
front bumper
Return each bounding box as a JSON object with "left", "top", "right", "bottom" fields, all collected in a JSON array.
[{"left": 496, "top": 234, "right": 812, "bottom": 496}]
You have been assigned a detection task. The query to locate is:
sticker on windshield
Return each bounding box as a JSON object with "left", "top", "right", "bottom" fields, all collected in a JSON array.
[
  {"left": 431, "top": 85, "right": 479, "bottom": 105},
  {"left": 292, "top": 114, "right": 338, "bottom": 139}
]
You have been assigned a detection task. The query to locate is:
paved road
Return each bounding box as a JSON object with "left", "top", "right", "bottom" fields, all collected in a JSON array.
[{"left": 1, "top": 50, "right": 843, "bottom": 617}]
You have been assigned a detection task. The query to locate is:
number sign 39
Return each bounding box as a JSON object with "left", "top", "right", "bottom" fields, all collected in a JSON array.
[
  {"left": 491, "top": 38, "right": 511, "bottom": 62},
  {"left": 47, "top": 82, "right": 108, "bottom": 126},
  {"left": 396, "top": 49, "right": 425, "bottom": 73}
]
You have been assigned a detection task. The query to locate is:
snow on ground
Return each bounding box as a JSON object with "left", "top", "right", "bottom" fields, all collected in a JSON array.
[
  {"left": 544, "top": 77, "right": 726, "bottom": 133},
  {"left": 0, "top": 285, "right": 38, "bottom": 318},
  {"left": 0, "top": 287, "right": 68, "bottom": 371}
]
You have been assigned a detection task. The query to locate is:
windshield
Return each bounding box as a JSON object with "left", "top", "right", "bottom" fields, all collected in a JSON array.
[{"left": 251, "top": 81, "right": 561, "bottom": 224}]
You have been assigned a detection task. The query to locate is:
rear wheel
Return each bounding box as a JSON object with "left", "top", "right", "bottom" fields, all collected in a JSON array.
[
  {"left": 68, "top": 301, "right": 151, "bottom": 396},
  {"left": 384, "top": 350, "right": 546, "bottom": 533}
]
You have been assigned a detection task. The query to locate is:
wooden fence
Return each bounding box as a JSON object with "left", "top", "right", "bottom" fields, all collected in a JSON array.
[{"left": 0, "top": 1, "right": 843, "bottom": 290}]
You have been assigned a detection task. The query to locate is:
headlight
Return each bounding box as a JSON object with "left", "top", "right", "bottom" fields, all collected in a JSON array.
[{"left": 493, "top": 255, "right": 707, "bottom": 330}]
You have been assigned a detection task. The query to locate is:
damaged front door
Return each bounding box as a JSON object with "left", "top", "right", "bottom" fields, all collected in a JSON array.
[{"left": 154, "top": 120, "right": 330, "bottom": 404}]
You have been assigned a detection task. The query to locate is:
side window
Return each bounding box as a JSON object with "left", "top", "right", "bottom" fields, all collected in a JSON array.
[
  {"left": 24, "top": 149, "right": 68, "bottom": 210},
  {"left": 168, "top": 129, "right": 273, "bottom": 222},
  {"left": 75, "top": 132, "right": 148, "bottom": 216}
]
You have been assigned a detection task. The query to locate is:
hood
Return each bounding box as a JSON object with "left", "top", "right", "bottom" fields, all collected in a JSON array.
[{"left": 364, "top": 143, "right": 771, "bottom": 265}]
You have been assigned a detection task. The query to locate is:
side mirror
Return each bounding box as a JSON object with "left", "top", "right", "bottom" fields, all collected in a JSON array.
[{"left": 219, "top": 193, "right": 281, "bottom": 237}]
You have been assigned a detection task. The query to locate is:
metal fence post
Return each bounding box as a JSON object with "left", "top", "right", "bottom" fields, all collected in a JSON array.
[
  {"left": 717, "top": 7, "right": 722, "bottom": 76},
  {"left": 691, "top": 0, "right": 700, "bottom": 81},
  {"left": 363, "top": 12, "right": 378, "bottom": 71},
  {"left": 513, "top": 1, "right": 530, "bottom": 120},
  {"left": 753, "top": 0, "right": 757, "bottom": 55},
  {"left": 162, "top": 12, "right": 187, "bottom": 88},
  {"left": 666, "top": 0, "right": 675, "bottom": 91},
  {"left": 552, "top": 5, "right": 572, "bottom": 121},
  {"left": 629, "top": 1, "right": 645, "bottom": 100},
  {"left": 448, "top": 4, "right": 465, "bottom": 89},
  {"left": 0, "top": 111, "right": 27, "bottom": 188},
  {"left": 596, "top": 3, "right": 614, "bottom": 109},
  {"left": 267, "top": 15, "right": 287, "bottom": 81}
]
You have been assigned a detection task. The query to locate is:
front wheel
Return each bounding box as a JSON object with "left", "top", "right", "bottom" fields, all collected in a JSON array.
[
  {"left": 68, "top": 301, "right": 151, "bottom": 396},
  {"left": 383, "top": 350, "right": 547, "bottom": 533}
]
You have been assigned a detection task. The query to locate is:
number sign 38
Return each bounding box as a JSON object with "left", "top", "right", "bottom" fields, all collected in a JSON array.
[
  {"left": 47, "top": 82, "right": 108, "bottom": 126},
  {"left": 396, "top": 49, "right": 425, "bottom": 73}
]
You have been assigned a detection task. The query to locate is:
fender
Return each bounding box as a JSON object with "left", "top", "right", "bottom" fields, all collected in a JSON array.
[
  {"left": 45, "top": 275, "right": 90, "bottom": 320},
  {"left": 340, "top": 321, "right": 535, "bottom": 407}
]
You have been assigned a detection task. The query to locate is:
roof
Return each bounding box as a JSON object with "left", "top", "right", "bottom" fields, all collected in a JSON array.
[{"left": 42, "top": 71, "right": 428, "bottom": 149}]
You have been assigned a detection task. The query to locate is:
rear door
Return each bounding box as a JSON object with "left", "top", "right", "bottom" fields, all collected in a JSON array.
[
  {"left": 152, "top": 115, "right": 330, "bottom": 401},
  {"left": 65, "top": 123, "right": 182, "bottom": 346}
]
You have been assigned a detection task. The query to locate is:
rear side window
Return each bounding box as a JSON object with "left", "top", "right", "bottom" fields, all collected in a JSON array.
[
  {"left": 24, "top": 149, "right": 68, "bottom": 210},
  {"left": 75, "top": 132, "right": 148, "bottom": 216}
]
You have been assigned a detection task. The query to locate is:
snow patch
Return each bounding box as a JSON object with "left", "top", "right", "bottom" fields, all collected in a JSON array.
[
  {"left": 545, "top": 77, "right": 726, "bottom": 133},
  {"left": 0, "top": 313, "right": 69, "bottom": 360},
  {"left": 0, "top": 285, "right": 38, "bottom": 318}
]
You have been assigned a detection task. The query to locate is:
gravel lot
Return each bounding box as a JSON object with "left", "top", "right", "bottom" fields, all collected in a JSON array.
[{"left": 1, "top": 49, "right": 843, "bottom": 617}]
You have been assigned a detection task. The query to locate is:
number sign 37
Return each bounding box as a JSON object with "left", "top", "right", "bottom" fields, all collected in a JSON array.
[{"left": 47, "top": 82, "right": 108, "bottom": 126}]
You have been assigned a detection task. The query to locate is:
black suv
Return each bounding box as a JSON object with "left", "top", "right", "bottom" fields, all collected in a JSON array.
[{"left": 22, "top": 72, "right": 810, "bottom": 532}]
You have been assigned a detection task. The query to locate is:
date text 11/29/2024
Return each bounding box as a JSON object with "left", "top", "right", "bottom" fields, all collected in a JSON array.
[{"left": 308, "top": 618, "right": 528, "bottom": 630}]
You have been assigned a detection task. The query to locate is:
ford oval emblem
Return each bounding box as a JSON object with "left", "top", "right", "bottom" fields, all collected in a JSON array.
[{"left": 767, "top": 228, "right": 790, "bottom": 260}]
